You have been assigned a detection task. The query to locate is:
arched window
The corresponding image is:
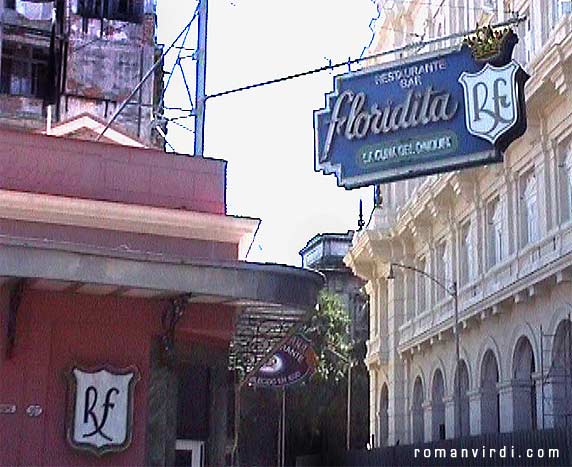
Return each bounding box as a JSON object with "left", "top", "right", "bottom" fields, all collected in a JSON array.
[
  {"left": 551, "top": 320, "right": 572, "bottom": 428},
  {"left": 454, "top": 360, "right": 470, "bottom": 437},
  {"left": 379, "top": 383, "right": 389, "bottom": 447},
  {"left": 513, "top": 336, "right": 537, "bottom": 431},
  {"left": 412, "top": 377, "right": 425, "bottom": 443},
  {"left": 431, "top": 369, "right": 446, "bottom": 441},
  {"left": 481, "top": 350, "right": 500, "bottom": 433}
]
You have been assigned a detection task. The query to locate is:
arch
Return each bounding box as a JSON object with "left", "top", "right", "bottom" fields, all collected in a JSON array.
[
  {"left": 428, "top": 357, "right": 448, "bottom": 397},
  {"left": 512, "top": 335, "right": 537, "bottom": 431},
  {"left": 476, "top": 336, "right": 504, "bottom": 383},
  {"left": 454, "top": 360, "right": 470, "bottom": 437},
  {"left": 545, "top": 305, "right": 572, "bottom": 343},
  {"left": 411, "top": 364, "right": 427, "bottom": 400},
  {"left": 551, "top": 319, "right": 572, "bottom": 428},
  {"left": 505, "top": 322, "right": 540, "bottom": 380},
  {"left": 379, "top": 383, "right": 389, "bottom": 447},
  {"left": 412, "top": 376, "right": 425, "bottom": 443},
  {"left": 431, "top": 368, "right": 446, "bottom": 441},
  {"left": 480, "top": 349, "right": 500, "bottom": 434},
  {"left": 446, "top": 346, "right": 474, "bottom": 394}
]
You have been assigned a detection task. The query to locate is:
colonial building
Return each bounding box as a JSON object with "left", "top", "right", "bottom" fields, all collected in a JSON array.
[{"left": 345, "top": 0, "right": 572, "bottom": 447}]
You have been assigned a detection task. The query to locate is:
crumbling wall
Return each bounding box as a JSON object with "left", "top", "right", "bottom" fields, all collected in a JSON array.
[{"left": 62, "top": 8, "right": 160, "bottom": 146}]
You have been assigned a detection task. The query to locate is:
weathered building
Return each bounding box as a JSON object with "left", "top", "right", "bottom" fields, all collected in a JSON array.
[
  {"left": 300, "top": 231, "right": 368, "bottom": 344},
  {"left": 0, "top": 0, "right": 162, "bottom": 147}
]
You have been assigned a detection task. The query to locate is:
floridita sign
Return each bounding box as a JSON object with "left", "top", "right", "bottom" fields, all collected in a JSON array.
[{"left": 314, "top": 28, "right": 529, "bottom": 188}]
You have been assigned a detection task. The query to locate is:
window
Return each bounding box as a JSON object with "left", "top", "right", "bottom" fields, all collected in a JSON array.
[
  {"left": 0, "top": 43, "right": 49, "bottom": 99},
  {"left": 436, "top": 240, "right": 451, "bottom": 301},
  {"left": 4, "top": 0, "right": 15, "bottom": 9},
  {"left": 416, "top": 256, "right": 428, "bottom": 314},
  {"left": 461, "top": 222, "right": 476, "bottom": 284},
  {"left": 562, "top": 149, "right": 572, "bottom": 222},
  {"left": 525, "top": 14, "right": 534, "bottom": 63},
  {"left": 554, "top": 0, "right": 572, "bottom": 24},
  {"left": 488, "top": 197, "right": 505, "bottom": 266},
  {"left": 522, "top": 171, "right": 538, "bottom": 246},
  {"left": 78, "top": 0, "right": 142, "bottom": 22}
]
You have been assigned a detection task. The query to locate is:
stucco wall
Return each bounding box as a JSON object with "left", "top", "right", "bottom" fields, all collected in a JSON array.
[{"left": 0, "top": 288, "right": 235, "bottom": 466}]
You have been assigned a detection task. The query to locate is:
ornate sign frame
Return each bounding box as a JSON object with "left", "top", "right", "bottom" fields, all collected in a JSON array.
[
  {"left": 66, "top": 364, "right": 140, "bottom": 457},
  {"left": 314, "top": 28, "right": 529, "bottom": 188}
]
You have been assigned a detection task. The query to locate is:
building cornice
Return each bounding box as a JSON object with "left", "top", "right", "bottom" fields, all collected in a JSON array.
[{"left": 0, "top": 189, "right": 260, "bottom": 258}]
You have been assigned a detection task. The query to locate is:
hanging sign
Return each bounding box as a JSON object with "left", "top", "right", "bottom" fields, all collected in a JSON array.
[
  {"left": 249, "top": 334, "right": 318, "bottom": 388},
  {"left": 67, "top": 365, "right": 139, "bottom": 456},
  {"left": 314, "top": 28, "right": 529, "bottom": 188}
]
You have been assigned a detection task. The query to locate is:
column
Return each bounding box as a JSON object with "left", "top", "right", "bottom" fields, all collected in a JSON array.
[
  {"left": 422, "top": 401, "right": 433, "bottom": 442},
  {"left": 444, "top": 396, "right": 455, "bottom": 440},
  {"left": 498, "top": 381, "right": 515, "bottom": 433},
  {"left": 534, "top": 372, "right": 547, "bottom": 431},
  {"left": 540, "top": 374, "right": 555, "bottom": 430},
  {"left": 468, "top": 389, "right": 482, "bottom": 436},
  {"left": 370, "top": 370, "right": 378, "bottom": 446},
  {"left": 386, "top": 271, "right": 407, "bottom": 445}
]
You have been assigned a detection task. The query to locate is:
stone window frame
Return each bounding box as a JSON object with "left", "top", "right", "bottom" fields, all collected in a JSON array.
[
  {"left": 561, "top": 145, "right": 572, "bottom": 223},
  {"left": 415, "top": 254, "right": 429, "bottom": 316},
  {"left": 520, "top": 168, "right": 538, "bottom": 247},
  {"left": 435, "top": 237, "right": 451, "bottom": 302},
  {"left": 459, "top": 219, "right": 476, "bottom": 286},
  {"left": 487, "top": 195, "right": 505, "bottom": 268}
]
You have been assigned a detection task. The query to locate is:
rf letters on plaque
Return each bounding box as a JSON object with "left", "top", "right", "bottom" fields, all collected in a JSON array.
[{"left": 67, "top": 365, "right": 139, "bottom": 456}]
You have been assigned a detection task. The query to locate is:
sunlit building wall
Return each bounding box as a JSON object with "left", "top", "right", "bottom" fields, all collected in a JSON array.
[{"left": 346, "top": 0, "right": 572, "bottom": 446}]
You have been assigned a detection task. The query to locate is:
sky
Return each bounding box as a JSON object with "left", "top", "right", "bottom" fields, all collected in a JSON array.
[{"left": 156, "top": 0, "right": 378, "bottom": 266}]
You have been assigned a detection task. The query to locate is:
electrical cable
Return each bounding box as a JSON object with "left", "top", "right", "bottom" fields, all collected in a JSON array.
[
  {"left": 206, "top": 15, "right": 524, "bottom": 102},
  {"left": 97, "top": 9, "right": 200, "bottom": 141}
]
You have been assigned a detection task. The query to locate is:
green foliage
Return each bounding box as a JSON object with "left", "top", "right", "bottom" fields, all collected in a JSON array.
[{"left": 305, "top": 290, "right": 350, "bottom": 383}]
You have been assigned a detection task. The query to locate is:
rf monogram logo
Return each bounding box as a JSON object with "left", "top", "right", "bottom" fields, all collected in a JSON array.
[
  {"left": 68, "top": 366, "right": 139, "bottom": 456},
  {"left": 471, "top": 77, "right": 513, "bottom": 131},
  {"left": 459, "top": 61, "right": 521, "bottom": 145},
  {"left": 82, "top": 386, "right": 120, "bottom": 441}
]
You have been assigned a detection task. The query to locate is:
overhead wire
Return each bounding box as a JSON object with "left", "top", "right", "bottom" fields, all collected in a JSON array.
[{"left": 205, "top": 14, "right": 524, "bottom": 101}]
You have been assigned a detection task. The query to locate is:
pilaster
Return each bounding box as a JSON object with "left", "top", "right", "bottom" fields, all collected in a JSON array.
[
  {"left": 498, "top": 381, "right": 515, "bottom": 433},
  {"left": 386, "top": 270, "right": 407, "bottom": 445},
  {"left": 422, "top": 401, "right": 432, "bottom": 442},
  {"left": 444, "top": 396, "right": 455, "bottom": 440},
  {"left": 468, "top": 389, "right": 482, "bottom": 436}
]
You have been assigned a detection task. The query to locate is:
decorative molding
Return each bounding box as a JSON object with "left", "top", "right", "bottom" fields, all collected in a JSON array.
[{"left": 0, "top": 189, "right": 259, "bottom": 254}]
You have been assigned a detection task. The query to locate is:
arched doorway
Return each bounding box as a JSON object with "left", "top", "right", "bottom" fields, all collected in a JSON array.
[
  {"left": 513, "top": 336, "right": 537, "bottom": 431},
  {"left": 379, "top": 383, "right": 389, "bottom": 447},
  {"left": 412, "top": 376, "right": 424, "bottom": 443},
  {"left": 454, "top": 360, "right": 470, "bottom": 437},
  {"left": 480, "top": 350, "right": 500, "bottom": 433},
  {"left": 552, "top": 320, "right": 572, "bottom": 428},
  {"left": 431, "top": 369, "right": 445, "bottom": 440}
]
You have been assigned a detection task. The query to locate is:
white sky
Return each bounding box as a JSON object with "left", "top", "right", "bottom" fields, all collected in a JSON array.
[{"left": 156, "top": 0, "right": 377, "bottom": 266}]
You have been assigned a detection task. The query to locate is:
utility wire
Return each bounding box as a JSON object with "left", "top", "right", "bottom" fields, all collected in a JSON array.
[
  {"left": 206, "top": 15, "right": 525, "bottom": 101},
  {"left": 96, "top": 11, "right": 200, "bottom": 141}
]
